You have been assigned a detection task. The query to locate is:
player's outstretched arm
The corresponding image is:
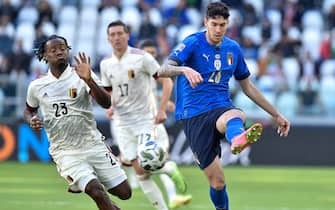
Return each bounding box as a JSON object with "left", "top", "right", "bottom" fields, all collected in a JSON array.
[
  {"left": 158, "top": 59, "right": 203, "bottom": 88},
  {"left": 73, "top": 52, "right": 111, "bottom": 108},
  {"left": 238, "top": 78, "right": 290, "bottom": 137}
]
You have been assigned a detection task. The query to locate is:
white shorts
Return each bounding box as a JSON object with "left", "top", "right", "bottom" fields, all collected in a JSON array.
[
  {"left": 153, "top": 123, "right": 169, "bottom": 152},
  {"left": 53, "top": 143, "right": 127, "bottom": 192},
  {"left": 112, "top": 121, "right": 169, "bottom": 163}
]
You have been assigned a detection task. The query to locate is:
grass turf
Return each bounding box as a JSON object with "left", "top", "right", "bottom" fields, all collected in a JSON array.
[{"left": 0, "top": 162, "right": 335, "bottom": 210}]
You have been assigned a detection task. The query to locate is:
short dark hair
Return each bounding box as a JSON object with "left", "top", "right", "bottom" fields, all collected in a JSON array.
[
  {"left": 137, "top": 39, "right": 156, "bottom": 49},
  {"left": 107, "top": 20, "right": 129, "bottom": 34},
  {"left": 206, "top": 2, "right": 230, "bottom": 19},
  {"left": 33, "top": 34, "right": 71, "bottom": 62}
]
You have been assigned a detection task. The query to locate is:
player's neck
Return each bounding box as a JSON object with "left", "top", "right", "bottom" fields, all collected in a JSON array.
[
  {"left": 50, "top": 63, "right": 68, "bottom": 78},
  {"left": 114, "top": 48, "right": 127, "bottom": 60}
]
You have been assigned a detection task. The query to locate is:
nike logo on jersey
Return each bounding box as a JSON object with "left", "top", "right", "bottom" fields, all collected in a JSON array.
[{"left": 202, "top": 54, "right": 210, "bottom": 61}]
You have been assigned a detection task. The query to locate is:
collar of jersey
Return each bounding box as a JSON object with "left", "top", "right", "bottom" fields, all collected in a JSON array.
[
  {"left": 47, "top": 65, "right": 73, "bottom": 81},
  {"left": 112, "top": 46, "right": 130, "bottom": 61}
]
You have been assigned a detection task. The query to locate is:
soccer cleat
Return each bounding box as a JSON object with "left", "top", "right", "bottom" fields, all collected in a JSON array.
[
  {"left": 166, "top": 161, "right": 187, "bottom": 193},
  {"left": 231, "top": 123, "right": 263, "bottom": 155},
  {"left": 168, "top": 194, "right": 192, "bottom": 209}
]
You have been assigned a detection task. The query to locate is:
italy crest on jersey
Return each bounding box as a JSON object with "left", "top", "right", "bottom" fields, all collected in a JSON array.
[
  {"left": 128, "top": 69, "right": 135, "bottom": 79},
  {"left": 69, "top": 87, "right": 77, "bottom": 98},
  {"left": 227, "top": 52, "right": 233, "bottom": 65}
]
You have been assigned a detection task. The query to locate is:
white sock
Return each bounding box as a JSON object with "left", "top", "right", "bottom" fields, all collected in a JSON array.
[
  {"left": 138, "top": 176, "right": 168, "bottom": 210},
  {"left": 159, "top": 174, "right": 177, "bottom": 202},
  {"left": 124, "top": 166, "right": 139, "bottom": 189}
]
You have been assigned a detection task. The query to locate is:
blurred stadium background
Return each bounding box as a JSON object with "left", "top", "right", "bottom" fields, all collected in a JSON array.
[{"left": 0, "top": 0, "right": 335, "bottom": 209}]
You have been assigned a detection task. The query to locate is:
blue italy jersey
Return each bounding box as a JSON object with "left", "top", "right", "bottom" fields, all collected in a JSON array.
[{"left": 169, "top": 31, "right": 250, "bottom": 120}]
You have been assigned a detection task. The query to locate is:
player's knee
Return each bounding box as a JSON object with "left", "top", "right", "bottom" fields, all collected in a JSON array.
[
  {"left": 110, "top": 189, "right": 131, "bottom": 200},
  {"left": 208, "top": 174, "right": 225, "bottom": 190},
  {"left": 211, "top": 179, "right": 226, "bottom": 190},
  {"left": 107, "top": 180, "right": 132, "bottom": 200},
  {"left": 85, "top": 179, "right": 105, "bottom": 199},
  {"left": 117, "top": 188, "right": 132, "bottom": 200}
]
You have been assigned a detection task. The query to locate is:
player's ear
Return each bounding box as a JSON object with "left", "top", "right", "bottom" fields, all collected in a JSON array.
[{"left": 204, "top": 17, "right": 208, "bottom": 27}]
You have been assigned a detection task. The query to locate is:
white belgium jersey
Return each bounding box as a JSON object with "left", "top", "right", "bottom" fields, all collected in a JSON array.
[
  {"left": 26, "top": 66, "right": 104, "bottom": 156},
  {"left": 100, "top": 47, "right": 160, "bottom": 127}
]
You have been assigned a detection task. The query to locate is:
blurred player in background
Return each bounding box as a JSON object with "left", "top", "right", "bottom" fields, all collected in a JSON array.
[
  {"left": 24, "top": 35, "right": 131, "bottom": 210},
  {"left": 100, "top": 20, "right": 189, "bottom": 210},
  {"left": 138, "top": 39, "right": 192, "bottom": 209},
  {"left": 158, "top": 2, "right": 290, "bottom": 210}
]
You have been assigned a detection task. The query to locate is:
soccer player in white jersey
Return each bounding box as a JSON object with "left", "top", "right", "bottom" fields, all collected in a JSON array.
[
  {"left": 138, "top": 39, "right": 192, "bottom": 209},
  {"left": 100, "top": 20, "right": 187, "bottom": 210},
  {"left": 24, "top": 35, "right": 131, "bottom": 210}
]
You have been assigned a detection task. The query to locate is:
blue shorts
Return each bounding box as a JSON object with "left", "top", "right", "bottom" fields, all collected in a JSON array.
[{"left": 182, "top": 107, "right": 234, "bottom": 169}]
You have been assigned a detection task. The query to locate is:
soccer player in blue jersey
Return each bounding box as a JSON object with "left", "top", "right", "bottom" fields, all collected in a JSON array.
[{"left": 158, "top": 2, "right": 290, "bottom": 210}]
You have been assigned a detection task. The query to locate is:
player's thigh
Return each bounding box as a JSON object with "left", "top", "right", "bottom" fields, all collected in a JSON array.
[
  {"left": 53, "top": 153, "right": 96, "bottom": 192},
  {"left": 113, "top": 125, "right": 138, "bottom": 162},
  {"left": 88, "top": 144, "right": 128, "bottom": 191},
  {"left": 154, "top": 123, "right": 170, "bottom": 152},
  {"left": 182, "top": 111, "right": 224, "bottom": 170}
]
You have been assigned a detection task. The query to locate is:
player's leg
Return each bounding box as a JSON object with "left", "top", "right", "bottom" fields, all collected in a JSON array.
[
  {"left": 117, "top": 125, "right": 168, "bottom": 210},
  {"left": 159, "top": 174, "right": 192, "bottom": 209},
  {"left": 85, "top": 179, "right": 120, "bottom": 210},
  {"left": 182, "top": 108, "right": 230, "bottom": 210},
  {"left": 90, "top": 143, "right": 131, "bottom": 200},
  {"left": 54, "top": 153, "right": 121, "bottom": 210},
  {"left": 121, "top": 162, "right": 139, "bottom": 189},
  {"left": 216, "top": 109, "right": 262, "bottom": 154},
  {"left": 152, "top": 124, "right": 188, "bottom": 194},
  {"left": 132, "top": 158, "right": 169, "bottom": 210},
  {"left": 204, "top": 157, "right": 229, "bottom": 210}
]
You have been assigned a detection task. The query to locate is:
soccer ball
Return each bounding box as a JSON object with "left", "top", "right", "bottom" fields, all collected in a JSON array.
[{"left": 137, "top": 140, "right": 167, "bottom": 171}]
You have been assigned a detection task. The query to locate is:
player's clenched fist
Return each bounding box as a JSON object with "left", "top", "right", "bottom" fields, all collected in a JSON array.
[{"left": 29, "top": 116, "right": 43, "bottom": 130}]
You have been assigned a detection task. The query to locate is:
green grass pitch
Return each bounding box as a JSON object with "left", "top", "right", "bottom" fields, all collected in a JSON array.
[{"left": 1, "top": 162, "right": 335, "bottom": 210}]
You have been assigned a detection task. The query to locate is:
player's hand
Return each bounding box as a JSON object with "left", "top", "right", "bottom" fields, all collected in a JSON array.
[
  {"left": 155, "top": 109, "right": 167, "bottom": 124},
  {"left": 274, "top": 114, "right": 290, "bottom": 137},
  {"left": 73, "top": 52, "right": 92, "bottom": 83},
  {"left": 30, "top": 116, "right": 43, "bottom": 130},
  {"left": 183, "top": 67, "right": 203, "bottom": 88},
  {"left": 106, "top": 106, "right": 114, "bottom": 120}
]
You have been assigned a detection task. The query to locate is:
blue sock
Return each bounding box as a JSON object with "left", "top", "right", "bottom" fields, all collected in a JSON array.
[
  {"left": 210, "top": 185, "right": 229, "bottom": 210},
  {"left": 225, "top": 117, "right": 244, "bottom": 144}
]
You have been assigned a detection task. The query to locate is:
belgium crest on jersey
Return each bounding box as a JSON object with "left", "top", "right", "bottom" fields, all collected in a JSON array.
[
  {"left": 128, "top": 69, "right": 135, "bottom": 79},
  {"left": 227, "top": 52, "right": 233, "bottom": 65},
  {"left": 69, "top": 87, "right": 77, "bottom": 98}
]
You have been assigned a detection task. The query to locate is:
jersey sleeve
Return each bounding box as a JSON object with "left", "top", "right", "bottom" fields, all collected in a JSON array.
[
  {"left": 233, "top": 44, "right": 251, "bottom": 80},
  {"left": 26, "top": 82, "right": 39, "bottom": 108},
  {"left": 100, "top": 61, "right": 112, "bottom": 87},
  {"left": 143, "top": 52, "right": 160, "bottom": 77},
  {"left": 168, "top": 35, "right": 197, "bottom": 65}
]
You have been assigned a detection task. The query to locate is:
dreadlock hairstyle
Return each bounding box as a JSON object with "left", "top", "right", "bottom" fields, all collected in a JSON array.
[{"left": 33, "top": 34, "right": 71, "bottom": 62}]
